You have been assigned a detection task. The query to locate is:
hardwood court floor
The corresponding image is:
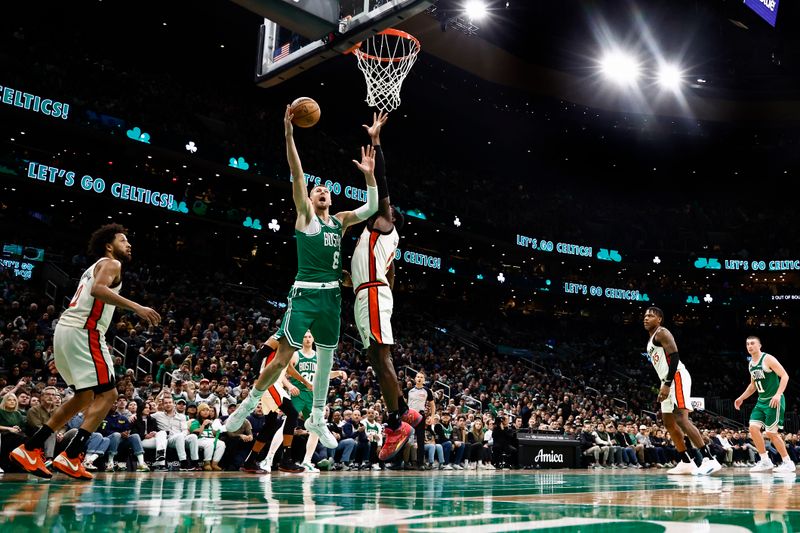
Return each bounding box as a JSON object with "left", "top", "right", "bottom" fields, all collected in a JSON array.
[{"left": 0, "top": 468, "right": 797, "bottom": 531}]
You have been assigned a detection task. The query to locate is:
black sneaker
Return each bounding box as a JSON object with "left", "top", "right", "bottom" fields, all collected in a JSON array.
[
  {"left": 278, "top": 458, "right": 304, "bottom": 473},
  {"left": 179, "top": 460, "right": 192, "bottom": 471},
  {"left": 240, "top": 460, "right": 268, "bottom": 474}
]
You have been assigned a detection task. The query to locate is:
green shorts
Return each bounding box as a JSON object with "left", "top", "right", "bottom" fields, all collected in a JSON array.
[
  {"left": 291, "top": 388, "right": 314, "bottom": 419},
  {"left": 275, "top": 282, "right": 341, "bottom": 349},
  {"left": 750, "top": 396, "right": 785, "bottom": 432}
]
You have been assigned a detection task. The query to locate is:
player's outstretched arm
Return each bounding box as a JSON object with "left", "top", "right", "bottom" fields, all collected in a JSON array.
[
  {"left": 336, "top": 145, "right": 378, "bottom": 231},
  {"left": 285, "top": 105, "right": 312, "bottom": 226},
  {"left": 364, "top": 112, "right": 393, "bottom": 222},
  {"left": 91, "top": 259, "right": 160, "bottom": 325}
]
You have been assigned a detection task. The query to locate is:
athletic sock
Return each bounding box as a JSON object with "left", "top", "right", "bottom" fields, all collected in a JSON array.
[
  {"left": 27, "top": 424, "right": 55, "bottom": 450},
  {"left": 311, "top": 346, "right": 335, "bottom": 420},
  {"left": 65, "top": 428, "right": 92, "bottom": 459},
  {"left": 387, "top": 411, "right": 401, "bottom": 431},
  {"left": 781, "top": 455, "right": 792, "bottom": 464},
  {"left": 280, "top": 445, "right": 294, "bottom": 464},
  {"left": 137, "top": 454, "right": 146, "bottom": 466},
  {"left": 681, "top": 451, "right": 693, "bottom": 463},
  {"left": 760, "top": 452, "right": 770, "bottom": 462}
]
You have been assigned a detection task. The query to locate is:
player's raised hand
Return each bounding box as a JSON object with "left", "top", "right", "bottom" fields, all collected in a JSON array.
[
  {"left": 135, "top": 304, "right": 161, "bottom": 326},
  {"left": 363, "top": 111, "right": 388, "bottom": 140},
  {"left": 284, "top": 105, "right": 294, "bottom": 137},
  {"left": 353, "top": 145, "right": 375, "bottom": 175}
]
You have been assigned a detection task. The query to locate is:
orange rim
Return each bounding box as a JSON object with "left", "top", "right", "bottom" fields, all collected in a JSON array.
[{"left": 350, "top": 28, "right": 420, "bottom": 63}]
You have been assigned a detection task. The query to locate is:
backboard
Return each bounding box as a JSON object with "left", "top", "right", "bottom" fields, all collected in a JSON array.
[{"left": 229, "top": 0, "right": 433, "bottom": 87}]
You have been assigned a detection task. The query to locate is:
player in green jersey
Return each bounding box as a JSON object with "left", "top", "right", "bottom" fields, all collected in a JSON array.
[
  {"left": 226, "top": 106, "right": 379, "bottom": 451},
  {"left": 735, "top": 336, "right": 794, "bottom": 473}
]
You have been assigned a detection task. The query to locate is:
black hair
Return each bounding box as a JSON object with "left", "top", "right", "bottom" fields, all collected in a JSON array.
[
  {"left": 646, "top": 306, "right": 664, "bottom": 320},
  {"left": 88, "top": 223, "right": 127, "bottom": 258}
]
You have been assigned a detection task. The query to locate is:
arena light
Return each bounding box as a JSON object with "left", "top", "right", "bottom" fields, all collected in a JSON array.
[
  {"left": 657, "top": 63, "right": 683, "bottom": 91},
  {"left": 464, "top": 0, "right": 488, "bottom": 21},
  {"left": 600, "top": 51, "right": 640, "bottom": 87}
]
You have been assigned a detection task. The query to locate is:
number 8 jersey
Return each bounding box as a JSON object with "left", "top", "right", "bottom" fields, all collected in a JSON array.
[{"left": 295, "top": 215, "right": 342, "bottom": 283}]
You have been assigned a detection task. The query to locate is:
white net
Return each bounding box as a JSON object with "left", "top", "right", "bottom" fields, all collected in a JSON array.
[{"left": 354, "top": 29, "right": 420, "bottom": 113}]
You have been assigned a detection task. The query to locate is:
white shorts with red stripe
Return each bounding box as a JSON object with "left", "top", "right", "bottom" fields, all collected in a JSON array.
[
  {"left": 354, "top": 282, "right": 394, "bottom": 348},
  {"left": 661, "top": 368, "right": 692, "bottom": 414},
  {"left": 260, "top": 383, "right": 290, "bottom": 413},
  {"left": 53, "top": 324, "right": 114, "bottom": 391}
]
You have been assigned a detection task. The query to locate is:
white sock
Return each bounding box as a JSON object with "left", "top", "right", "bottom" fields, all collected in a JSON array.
[
  {"left": 782, "top": 455, "right": 792, "bottom": 463},
  {"left": 304, "top": 433, "right": 319, "bottom": 464},
  {"left": 136, "top": 454, "right": 145, "bottom": 466},
  {"left": 311, "top": 346, "right": 335, "bottom": 418},
  {"left": 108, "top": 453, "right": 116, "bottom": 463},
  {"left": 84, "top": 453, "right": 98, "bottom": 464},
  {"left": 759, "top": 453, "right": 770, "bottom": 462}
]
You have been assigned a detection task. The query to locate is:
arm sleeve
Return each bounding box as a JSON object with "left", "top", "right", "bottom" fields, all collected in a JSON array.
[
  {"left": 665, "top": 352, "right": 680, "bottom": 384},
  {"left": 374, "top": 145, "right": 388, "bottom": 200}
]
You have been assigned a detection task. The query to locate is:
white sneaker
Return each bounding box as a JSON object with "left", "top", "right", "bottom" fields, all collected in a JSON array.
[
  {"left": 300, "top": 461, "right": 319, "bottom": 473},
  {"left": 774, "top": 461, "right": 796, "bottom": 474},
  {"left": 694, "top": 457, "right": 723, "bottom": 476},
  {"left": 453, "top": 464, "right": 464, "bottom": 470},
  {"left": 667, "top": 461, "right": 699, "bottom": 475},
  {"left": 260, "top": 456, "right": 273, "bottom": 472},
  {"left": 371, "top": 464, "right": 381, "bottom": 471},
  {"left": 751, "top": 458, "right": 775, "bottom": 473},
  {"left": 442, "top": 464, "right": 454, "bottom": 470},
  {"left": 304, "top": 416, "right": 338, "bottom": 449},
  {"left": 485, "top": 463, "right": 496, "bottom": 470},
  {"left": 82, "top": 460, "right": 98, "bottom": 471},
  {"left": 225, "top": 393, "right": 259, "bottom": 432}
]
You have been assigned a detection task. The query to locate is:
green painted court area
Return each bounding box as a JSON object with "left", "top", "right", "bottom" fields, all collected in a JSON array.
[{"left": 0, "top": 470, "right": 798, "bottom": 531}]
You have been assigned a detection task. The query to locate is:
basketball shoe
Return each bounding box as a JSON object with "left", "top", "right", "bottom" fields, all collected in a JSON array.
[
  {"left": 9, "top": 445, "right": 52, "bottom": 479},
  {"left": 694, "top": 457, "right": 723, "bottom": 476},
  {"left": 225, "top": 392, "right": 259, "bottom": 432},
  {"left": 304, "top": 415, "right": 337, "bottom": 449},
  {"left": 751, "top": 458, "right": 775, "bottom": 473},
  {"left": 379, "top": 421, "right": 412, "bottom": 461},
  {"left": 667, "top": 460, "right": 699, "bottom": 475},
  {"left": 773, "top": 460, "right": 795, "bottom": 474},
  {"left": 53, "top": 452, "right": 94, "bottom": 480},
  {"left": 401, "top": 408, "right": 423, "bottom": 428}
]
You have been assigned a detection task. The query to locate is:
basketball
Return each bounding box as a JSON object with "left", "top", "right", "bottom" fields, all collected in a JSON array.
[{"left": 290, "top": 97, "right": 321, "bottom": 128}]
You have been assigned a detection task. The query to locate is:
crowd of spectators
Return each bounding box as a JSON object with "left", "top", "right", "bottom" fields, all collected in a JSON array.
[{"left": 2, "top": 255, "right": 798, "bottom": 475}]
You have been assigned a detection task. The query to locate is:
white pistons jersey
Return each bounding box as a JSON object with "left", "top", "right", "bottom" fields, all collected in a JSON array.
[
  {"left": 646, "top": 326, "right": 685, "bottom": 382},
  {"left": 59, "top": 258, "right": 121, "bottom": 334},
  {"left": 351, "top": 226, "right": 399, "bottom": 289}
]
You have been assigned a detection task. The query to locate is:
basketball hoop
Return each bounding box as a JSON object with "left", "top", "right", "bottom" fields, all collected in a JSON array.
[{"left": 351, "top": 28, "right": 420, "bottom": 113}]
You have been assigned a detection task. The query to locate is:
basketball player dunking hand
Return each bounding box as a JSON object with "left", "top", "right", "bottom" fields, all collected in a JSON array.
[
  {"left": 10, "top": 224, "right": 160, "bottom": 479},
  {"left": 643, "top": 306, "right": 722, "bottom": 476},
  {"left": 344, "top": 111, "right": 422, "bottom": 461},
  {"left": 225, "top": 105, "right": 379, "bottom": 451}
]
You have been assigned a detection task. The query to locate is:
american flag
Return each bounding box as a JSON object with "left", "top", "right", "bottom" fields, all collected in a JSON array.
[{"left": 273, "top": 42, "right": 291, "bottom": 61}]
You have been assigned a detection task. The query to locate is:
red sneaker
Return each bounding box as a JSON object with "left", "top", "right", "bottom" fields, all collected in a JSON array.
[
  {"left": 52, "top": 452, "right": 94, "bottom": 480},
  {"left": 401, "top": 408, "right": 423, "bottom": 428},
  {"left": 379, "top": 421, "right": 412, "bottom": 462},
  {"left": 9, "top": 445, "right": 52, "bottom": 479}
]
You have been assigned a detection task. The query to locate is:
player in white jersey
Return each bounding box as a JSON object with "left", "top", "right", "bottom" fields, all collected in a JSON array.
[
  {"left": 643, "top": 306, "right": 721, "bottom": 476},
  {"left": 345, "top": 112, "right": 423, "bottom": 462},
  {"left": 10, "top": 224, "right": 160, "bottom": 480}
]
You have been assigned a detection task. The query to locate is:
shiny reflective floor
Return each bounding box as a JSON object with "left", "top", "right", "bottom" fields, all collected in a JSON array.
[{"left": 0, "top": 469, "right": 798, "bottom": 531}]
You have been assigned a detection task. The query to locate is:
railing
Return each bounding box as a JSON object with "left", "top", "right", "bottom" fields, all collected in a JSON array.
[
  {"left": 343, "top": 332, "right": 364, "bottom": 352},
  {"left": 612, "top": 397, "right": 628, "bottom": 411},
  {"left": 45, "top": 280, "right": 57, "bottom": 304},
  {"left": 585, "top": 387, "right": 600, "bottom": 397},
  {"left": 640, "top": 409, "right": 659, "bottom": 423},
  {"left": 136, "top": 353, "right": 153, "bottom": 381},
  {"left": 432, "top": 380, "right": 451, "bottom": 402}
]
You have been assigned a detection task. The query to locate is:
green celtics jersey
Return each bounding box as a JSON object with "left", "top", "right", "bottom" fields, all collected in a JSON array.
[
  {"left": 289, "top": 349, "right": 316, "bottom": 391},
  {"left": 364, "top": 420, "right": 382, "bottom": 441},
  {"left": 295, "top": 215, "right": 342, "bottom": 283},
  {"left": 749, "top": 353, "right": 780, "bottom": 401}
]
